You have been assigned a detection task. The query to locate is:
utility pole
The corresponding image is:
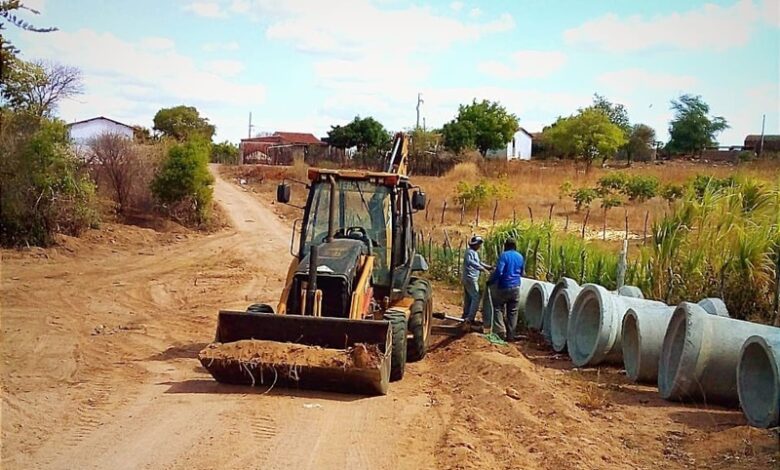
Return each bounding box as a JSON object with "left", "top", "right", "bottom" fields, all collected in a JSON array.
[
  {"left": 423, "top": 117, "right": 426, "bottom": 132},
  {"left": 247, "top": 112, "right": 255, "bottom": 138},
  {"left": 416, "top": 93, "right": 424, "bottom": 129},
  {"left": 759, "top": 113, "right": 766, "bottom": 157}
]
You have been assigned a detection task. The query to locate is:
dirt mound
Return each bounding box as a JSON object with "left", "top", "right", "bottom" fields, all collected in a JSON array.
[
  {"left": 428, "top": 333, "right": 777, "bottom": 470},
  {"left": 199, "top": 340, "right": 383, "bottom": 369}
]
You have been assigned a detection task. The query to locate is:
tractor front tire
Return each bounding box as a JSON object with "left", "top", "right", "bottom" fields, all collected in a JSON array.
[
  {"left": 384, "top": 310, "right": 408, "bottom": 381},
  {"left": 406, "top": 279, "right": 433, "bottom": 361}
]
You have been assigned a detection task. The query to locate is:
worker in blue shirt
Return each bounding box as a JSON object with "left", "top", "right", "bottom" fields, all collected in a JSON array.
[
  {"left": 487, "top": 238, "right": 525, "bottom": 341},
  {"left": 461, "top": 236, "right": 491, "bottom": 323}
]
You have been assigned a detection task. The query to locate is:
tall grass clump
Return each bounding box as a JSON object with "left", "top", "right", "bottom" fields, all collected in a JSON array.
[
  {"left": 482, "top": 221, "right": 626, "bottom": 289},
  {"left": 645, "top": 176, "right": 779, "bottom": 322}
]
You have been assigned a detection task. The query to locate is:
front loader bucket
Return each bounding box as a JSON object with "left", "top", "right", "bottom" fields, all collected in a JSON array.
[{"left": 200, "top": 311, "right": 392, "bottom": 395}]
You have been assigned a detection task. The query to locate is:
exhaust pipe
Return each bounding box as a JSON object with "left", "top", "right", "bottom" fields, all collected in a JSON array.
[{"left": 305, "top": 245, "right": 319, "bottom": 316}]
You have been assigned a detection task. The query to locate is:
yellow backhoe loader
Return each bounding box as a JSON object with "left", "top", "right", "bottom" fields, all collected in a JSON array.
[{"left": 200, "top": 133, "right": 433, "bottom": 395}]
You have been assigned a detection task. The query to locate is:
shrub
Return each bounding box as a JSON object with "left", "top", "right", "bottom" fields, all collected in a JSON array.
[
  {"left": 571, "top": 187, "right": 597, "bottom": 212},
  {"left": 455, "top": 179, "right": 511, "bottom": 209},
  {"left": 597, "top": 172, "right": 628, "bottom": 193},
  {"left": 0, "top": 114, "right": 99, "bottom": 246},
  {"left": 151, "top": 138, "right": 214, "bottom": 224},
  {"left": 691, "top": 174, "right": 736, "bottom": 199},
  {"left": 600, "top": 195, "right": 623, "bottom": 210},
  {"left": 661, "top": 183, "right": 684, "bottom": 204},
  {"left": 558, "top": 180, "right": 573, "bottom": 200},
  {"left": 211, "top": 140, "right": 239, "bottom": 164},
  {"left": 623, "top": 175, "right": 660, "bottom": 202}
]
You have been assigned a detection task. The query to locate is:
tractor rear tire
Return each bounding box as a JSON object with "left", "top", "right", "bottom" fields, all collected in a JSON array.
[
  {"left": 384, "top": 310, "right": 407, "bottom": 381},
  {"left": 407, "top": 278, "right": 433, "bottom": 362}
]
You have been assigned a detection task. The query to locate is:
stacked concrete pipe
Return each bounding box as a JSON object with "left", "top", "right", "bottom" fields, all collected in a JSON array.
[
  {"left": 547, "top": 278, "right": 582, "bottom": 352},
  {"left": 658, "top": 302, "right": 780, "bottom": 406},
  {"left": 568, "top": 284, "right": 667, "bottom": 367},
  {"left": 621, "top": 298, "right": 728, "bottom": 383},
  {"left": 523, "top": 280, "right": 554, "bottom": 331},
  {"left": 738, "top": 334, "right": 780, "bottom": 428}
]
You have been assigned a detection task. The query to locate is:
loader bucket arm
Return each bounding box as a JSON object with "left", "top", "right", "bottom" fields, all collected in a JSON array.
[{"left": 201, "top": 311, "right": 392, "bottom": 395}]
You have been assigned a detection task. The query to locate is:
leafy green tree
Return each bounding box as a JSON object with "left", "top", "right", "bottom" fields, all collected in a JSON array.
[
  {"left": 1, "top": 58, "right": 83, "bottom": 117},
  {"left": 666, "top": 94, "right": 728, "bottom": 155},
  {"left": 211, "top": 140, "right": 239, "bottom": 164},
  {"left": 543, "top": 108, "right": 627, "bottom": 171},
  {"left": 152, "top": 105, "right": 216, "bottom": 142},
  {"left": 0, "top": 113, "right": 98, "bottom": 245},
  {"left": 151, "top": 138, "right": 214, "bottom": 223},
  {"left": 326, "top": 116, "right": 389, "bottom": 150},
  {"left": 589, "top": 94, "right": 631, "bottom": 135},
  {"left": 441, "top": 120, "right": 476, "bottom": 153},
  {"left": 626, "top": 124, "right": 656, "bottom": 164},
  {"left": 442, "top": 99, "right": 518, "bottom": 156}
]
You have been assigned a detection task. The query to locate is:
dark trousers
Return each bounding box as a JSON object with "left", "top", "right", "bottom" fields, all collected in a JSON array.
[{"left": 492, "top": 286, "right": 521, "bottom": 340}]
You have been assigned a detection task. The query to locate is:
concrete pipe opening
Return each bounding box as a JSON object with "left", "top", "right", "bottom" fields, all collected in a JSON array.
[
  {"left": 738, "top": 336, "right": 779, "bottom": 428},
  {"left": 525, "top": 285, "right": 546, "bottom": 331},
  {"left": 621, "top": 310, "right": 641, "bottom": 381},
  {"left": 570, "top": 289, "right": 602, "bottom": 367},
  {"left": 550, "top": 291, "right": 571, "bottom": 352},
  {"left": 658, "top": 306, "right": 689, "bottom": 399}
]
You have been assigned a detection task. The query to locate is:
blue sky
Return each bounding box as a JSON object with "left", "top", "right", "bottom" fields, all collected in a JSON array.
[{"left": 8, "top": 0, "right": 780, "bottom": 145}]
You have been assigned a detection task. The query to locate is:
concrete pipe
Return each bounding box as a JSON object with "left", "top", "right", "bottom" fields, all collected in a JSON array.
[
  {"left": 738, "top": 334, "right": 780, "bottom": 428},
  {"left": 621, "top": 298, "right": 728, "bottom": 383},
  {"left": 541, "top": 278, "right": 579, "bottom": 343},
  {"left": 568, "top": 284, "right": 666, "bottom": 367},
  {"left": 658, "top": 302, "right": 780, "bottom": 406},
  {"left": 547, "top": 279, "right": 583, "bottom": 352},
  {"left": 516, "top": 277, "right": 538, "bottom": 319},
  {"left": 523, "top": 281, "right": 554, "bottom": 331}
]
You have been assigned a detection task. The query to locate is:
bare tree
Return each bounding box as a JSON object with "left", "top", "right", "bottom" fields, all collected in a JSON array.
[
  {"left": 88, "top": 133, "right": 137, "bottom": 214},
  {"left": 2, "top": 59, "right": 83, "bottom": 116}
]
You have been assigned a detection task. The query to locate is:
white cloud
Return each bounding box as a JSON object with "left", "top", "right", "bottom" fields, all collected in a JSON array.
[
  {"left": 239, "top": 1, "right": 513, "bottom": 58},
  {"left": 19, "top": 29, "right": 264, "bottom": 139},
  {"left": 230, "top": 0, "right": 251, "bottom": 14},
  {"left": 183, "top": 1, "right": 228, "bottom": 18},
  {"left": 202, "top": 41, "right": 240, "bottom": 52},
  {"left": 763, "top": 0, "right": 780, "bottom": 27},
  {"left": 478, "top": 50, "right": 567, "bottom": 79},
  {"left": 564, "top": 0, "right": 761, "bottom": 52},
  {"left": 597, "top": 68, "right": 699, "bottom": 93},
  {"left": 469, "top": 8, "right": 482, "bottom": 18},
  {"left": 207, "top": 59, "right": 245, "bottom": 77},
  {"left": 450, "top": 1, "right": 464, "bottom": 12},
  {"left": 140, "top": 36, "right": 175, "bottom": 51}
]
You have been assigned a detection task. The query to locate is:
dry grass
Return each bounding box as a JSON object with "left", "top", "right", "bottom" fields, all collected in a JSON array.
[{"left": 413, "top": 158, "right": 780, "bottom": 246}]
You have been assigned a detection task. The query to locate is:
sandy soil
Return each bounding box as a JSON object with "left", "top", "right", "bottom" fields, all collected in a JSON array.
[{"left": 2, "top": 165, "right": 777, "bottom": 469}]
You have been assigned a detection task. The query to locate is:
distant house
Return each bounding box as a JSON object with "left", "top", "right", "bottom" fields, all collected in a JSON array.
[
  {"left": 240, "top": 131, "right": 326, "bottom": 165},
  {"left": 744, "top": 135, "right": 780, "bottom": 154},
  {"left": 485, "top": 127, "right": 533, "bottom": 160},
  {"left": 67, "top": 116, "right": 134, "bottom": 145}
]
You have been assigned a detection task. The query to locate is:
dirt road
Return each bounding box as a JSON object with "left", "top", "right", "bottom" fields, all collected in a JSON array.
[
  {"left": 2, "top": 167, "right": 776, "bottom": 470},
  {"left": 1, "top": 167, "right": 445, "bottom": 469}
]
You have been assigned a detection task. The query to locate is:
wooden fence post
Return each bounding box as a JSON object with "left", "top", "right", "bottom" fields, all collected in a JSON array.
[
  {"left": 425, "top": 199, "right": 430, "bottom": 222},
  {"left": 616, "top": 239, "right": 628, "bottom": 290},
  {"left": 460, "top": 202, "right": 465, "bottom": 225},
  {"left": 475, "top": 205, "right": 480, "bottom": 226},
  {"left": 440, "top": 201, "right": 447, "bottom": 224},
  {"left": 512, "top": 208, "right": 516, "bottom": 224},
  {"left": 579, "top": 249, "right": 587, "bottom": 284},
  {"left": 602, "top": 208, "right": 607, "bottom": 241},
  {"left": 624, "top": 209, "right": 629, "bottom": 240},
  {"left": 582, "top": 209, "right": 590, "bottom": 239},
  {"left": 548, "top": 204, "right": 554, "bottom": 222},
  {"left": 528, "top": 206, "right": 533, "bottom": 224},
  {"left": 643, "top": 210, "right": 649, "bottom": 245},
  {"left": 564, "top": 214, "right": 569, "bottom": 232},
  {"left": 492, "top": 200, "right": 498, "bottom": 226}
]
